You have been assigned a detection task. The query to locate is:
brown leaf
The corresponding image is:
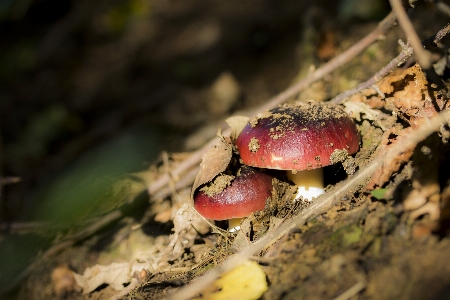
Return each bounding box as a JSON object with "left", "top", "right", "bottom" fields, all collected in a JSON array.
[
  {"left": 225, "top": 115, "right": 250, "bottom": 141},
  {"left": 158, "top": 204, "right": 204, "bottom": 263},
  {"left": 190, "top": 132, "right": 232, "bottom": 199},
  {"left": 365, "top": 127, "right": 414, "bottom": 190},
  {"left": 52, "top": 265, "right": 79, "bottom": 297},
  {"left": 377, "top": 64, "right": 450, "bottom": 128},
  {"left": 72, "top": 262, "right": 146, "bottom": 294}
]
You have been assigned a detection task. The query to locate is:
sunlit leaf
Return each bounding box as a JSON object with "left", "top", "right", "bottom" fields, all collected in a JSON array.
[{"left": 195, "top": 260, "right": 268, "bottom": 300}]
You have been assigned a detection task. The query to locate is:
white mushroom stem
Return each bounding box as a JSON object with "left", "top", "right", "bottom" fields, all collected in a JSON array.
[
  {"left": 287, "top": 168, "right": 324, "bottom": 201},
  {"left": 228, "top": 218, "right": 242, "bottom": 232}
]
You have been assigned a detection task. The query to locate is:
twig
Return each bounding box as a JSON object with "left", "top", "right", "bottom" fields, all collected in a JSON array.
[
  {"left": 330, "top": 21, "right": 450, "bottom": 104},
  {"left": 0, "top": 176, "right": 21, "bottom": 185},
  {"left": 333, "top": 281, "right": 366, "bottom": 300},
  {"left": 422, "top": 22, "right": 450, "bottom": 49},
  {"left": 166, "top": 107, "right": 450, "bottom": 300},
  {"left": 389, "top": 0, "right": 443, "bottom": 86},
  {"left": 152, "top": 166, "right": 199, "bottom": 200},
  {"left": 390, "top": 0, "right": 430, "bottom": 68},
  {"left": 0, "top": 221, "right": 52, "bottom": 232},
  {"left": 330, "top": 40, "right": 413, "bottom": 104}
]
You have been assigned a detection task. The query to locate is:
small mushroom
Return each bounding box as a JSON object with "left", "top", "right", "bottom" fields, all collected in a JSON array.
[
  {"left": 194, "top": 166, "right": 273, "bottom": 231},
  {"left": 236, "top": 101, "right": 360, "bottom": 200}
]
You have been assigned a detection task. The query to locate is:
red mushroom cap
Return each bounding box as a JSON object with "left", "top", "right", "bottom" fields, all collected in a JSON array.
[
  {"left": 236, "top": 102, "right": 360, "bottom": 171},
  {"left": 194, "top": 166, "right": 273, "bottom": 220}
]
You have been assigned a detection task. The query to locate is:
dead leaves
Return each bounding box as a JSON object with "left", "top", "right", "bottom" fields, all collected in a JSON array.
[
  {"left": 191, "top": 131, "right": 232, "bottom": 200},
  {"left": 72, "top": 62, "right": 450, "bottom": 298},
  {"left": 359, "top": 64, "right": 450, "bottom": 129},
  {"left": 193, "top": 260, "right": 268, "bottom": 300},
  {"left": 380, "top": 65, "right": 449, "bottom": 128},
  {"left": 225, "top": 115, "right": 250, "bottom": 141},
  {"left": 365, "top": 126, "right": 414, "bottom": 189},
  {"left": 72, "top": 262, "right": 148, "bottom": 294},
  {"left": 158, "top": 203, "right": 208, "bottom": 263},
  {"left": 355, "top": 64, "right": 450, "bottom": 189},
  {"left": 353, "top": 64, "right": 450, "bottom": 235}
]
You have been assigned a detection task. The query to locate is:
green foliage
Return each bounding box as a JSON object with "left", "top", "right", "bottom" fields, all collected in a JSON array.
[{"left": 371, "top": 188, "right": 388, "bottom": 200}]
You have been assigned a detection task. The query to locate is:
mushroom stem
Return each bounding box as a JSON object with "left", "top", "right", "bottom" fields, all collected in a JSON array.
[
  {"left": 287, "top": 168, "right": 324, "bottom": 201},
  {"left": 228, "top": 218, "right": 242, "bottom": 232}
]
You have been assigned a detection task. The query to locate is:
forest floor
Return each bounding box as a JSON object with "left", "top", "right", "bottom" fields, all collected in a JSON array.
[{"left": 1, "top": 0, "right": 450, "bottom": 299}]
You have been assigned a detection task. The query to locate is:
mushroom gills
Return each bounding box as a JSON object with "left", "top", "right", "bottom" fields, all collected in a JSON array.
[{"left": 287, "top": 168, "right": 324, "bottom": 201}]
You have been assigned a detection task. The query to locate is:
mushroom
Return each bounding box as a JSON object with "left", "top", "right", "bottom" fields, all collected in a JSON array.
[
  {"left": 194, "top": 166, "right": 273, "bottom": 231},
  {"left": 235, "top": 101, "right": 360, "bottom": 201}
]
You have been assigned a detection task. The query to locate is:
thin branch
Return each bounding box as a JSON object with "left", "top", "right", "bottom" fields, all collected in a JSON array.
[
  {"left": 389, "top": 0, "right": 443, "bottom": 86},
  {"left": 333, "top": 281, "right": 366, "bottom": 300},
  {"left": 166, "top": 107, "right": 450, "bottom": 300},
  {"left": 390, "top": 0, "right": 431, "bottom": 68},
  {"left": 0, "top": 221, "right": 52, "bottom": 232},
  {"left": 330, "top": 40, "right": 413, "bottom": 104},
  {"left": 422, "top": 22, "right": 450, "bottom": 49},
  {"left": 331, "top": 21, "right": 450, "bottom": 104}
]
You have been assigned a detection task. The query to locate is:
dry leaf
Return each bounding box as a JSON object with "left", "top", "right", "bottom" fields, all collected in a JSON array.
[
  {"left": 231, "top": 218, "right": 252, "bottom": 251},
  {"left": 365, "top": 127, "right": 414, "bottom": 189},
  {"left": 377, "top": 64, "right": 450, "bottom": 128},
  {"left": 226, "top": 115, "right": 250, "bottom": 140},
  {"left": 343, "top": 101, "right": 382, "bottom": 123},
  {"left": 158, "top": 204, "right": 203, "bottom": 264},
  {"left": 72, "top": 262, "right": 147, "bottom": 294},
  {"left": 193, "top": 260, "right": 268, "bottom": 300},
  {"left": 191, "top": 133, "right": 232, "bottom": 199},
  {"left": 52, "top": 265, "right": 79, "bottom": 297}
]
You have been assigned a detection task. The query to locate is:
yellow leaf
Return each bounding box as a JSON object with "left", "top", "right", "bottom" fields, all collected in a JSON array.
[{"left": 196, "top": 260, "right": 268, "bottom": 300}]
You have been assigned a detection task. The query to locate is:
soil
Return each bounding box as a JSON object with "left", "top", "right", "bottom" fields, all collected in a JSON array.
[{"left": 1, "top": 1, "right": 450, "bottom": 300}]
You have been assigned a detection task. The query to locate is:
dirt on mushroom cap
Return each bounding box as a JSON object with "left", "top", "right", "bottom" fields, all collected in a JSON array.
[
  {"left": 194, "top": 166, "right": 273, "bottom": 220},
  {"left": 236, "top": 101, "right": 360, "bottom": 171}
]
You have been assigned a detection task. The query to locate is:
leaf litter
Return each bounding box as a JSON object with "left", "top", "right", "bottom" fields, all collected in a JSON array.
[
  {"left": 12, "top": 6, "right": 450, "bottom": 300},
  {"left": 24, "top": 58, "right": 450, "bottom": 300}
]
